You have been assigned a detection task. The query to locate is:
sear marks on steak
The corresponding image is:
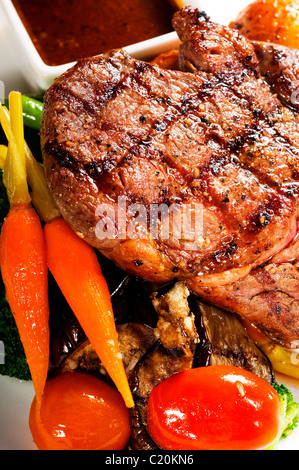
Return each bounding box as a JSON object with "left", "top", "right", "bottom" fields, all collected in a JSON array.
[{"left": 41, "top": 6, "right": 299, "bottom": 346}]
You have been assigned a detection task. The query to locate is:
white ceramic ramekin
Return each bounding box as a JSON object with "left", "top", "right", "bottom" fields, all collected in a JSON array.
[
  {"left": 1, "top": 0, "right": 249, "bottom": 94},
  {"left": 1, "top": 0, "right": 197, "bottom": 93}
]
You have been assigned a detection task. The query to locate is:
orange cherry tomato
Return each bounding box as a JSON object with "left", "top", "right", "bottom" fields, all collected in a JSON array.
[
  {"left": 147, "top": 366, "right": 281, "bottom": 450},
  {"left": 29, "top": 371, "right": 131, "bottom": 450}
]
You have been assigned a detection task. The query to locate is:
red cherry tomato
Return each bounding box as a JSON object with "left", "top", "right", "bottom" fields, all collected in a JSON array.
[
  {"left": 29, "top": 371, "right": 131, "bottom": 450},
  {"left": 147, "top": 366, "right": 281, "bottom": 450}
]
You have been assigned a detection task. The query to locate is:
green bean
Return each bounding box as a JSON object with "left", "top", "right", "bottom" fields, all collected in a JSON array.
[{"left": 21, "top": 95, "right": 43, "bottom": 131}]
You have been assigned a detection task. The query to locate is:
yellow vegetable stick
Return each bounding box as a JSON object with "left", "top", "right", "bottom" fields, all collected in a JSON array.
[
  {"left": 0, "top": 98, "right": 30, "bottom": 205},
  {"left": 242, "top": 319, "right": 299, "bottom": 380},
  {"left": 9, "top": 92, "right": 25, "bottom": 158},
  {"left": 1, "top": 107, "right": 60, "bottom": 223}
]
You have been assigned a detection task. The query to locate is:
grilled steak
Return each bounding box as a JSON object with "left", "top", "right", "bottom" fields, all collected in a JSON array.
[{"left": 41, "top": 7, "right": 299, "bottom": 346}]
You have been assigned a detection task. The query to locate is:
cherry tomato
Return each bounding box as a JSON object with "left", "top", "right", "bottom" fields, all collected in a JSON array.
[
  {"left": 29, "top": 371, "right": 131, "bottom": 450},
  {"left": 147, "top": 366, "right": 281, "bottom": 450}
]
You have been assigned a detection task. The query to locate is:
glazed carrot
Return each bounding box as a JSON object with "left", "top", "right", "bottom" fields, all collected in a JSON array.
[
  {"left": 43, "top": 217, "right": 134, "bottom": 408},
  {"left": 0, "top": 204, "right": 49, "bottom": 407},
  {"left": 0, "top": 92, "right": 49, "bottom": 409}
]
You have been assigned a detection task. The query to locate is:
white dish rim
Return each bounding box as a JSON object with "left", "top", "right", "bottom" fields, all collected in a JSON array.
[{"left": 2, "top": 0, "right": 182, "bottom": 91}]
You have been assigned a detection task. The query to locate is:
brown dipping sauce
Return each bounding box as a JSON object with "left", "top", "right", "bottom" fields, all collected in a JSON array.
[{"left": 12, "top": 0, "right": 177, "bottom": 66}]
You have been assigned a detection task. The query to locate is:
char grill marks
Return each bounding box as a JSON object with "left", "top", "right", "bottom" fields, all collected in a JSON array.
[{"left": 42, "top": 47, "right": 299, "bottom": 275}]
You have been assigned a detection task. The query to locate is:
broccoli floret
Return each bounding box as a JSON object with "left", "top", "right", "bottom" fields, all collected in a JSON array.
[
  {"left": 0, "top": 276, "right": 31, "bottom": 381},
  {"left": 0, "top": 171, "right": 31, "bottom": 381},
  {"left": 267, "top": 382, "right": 299, "bottom": 449}
]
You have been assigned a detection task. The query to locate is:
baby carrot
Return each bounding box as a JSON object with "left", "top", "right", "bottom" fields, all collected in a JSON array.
[
  {"left": 0, "top": 93, "right": 49, "bottom": 409},
  {"left": 43, "top": 218, "right": 134, "bottom": 408},
  {"left": 0, "top": 204, "right": 49, "bottom": 407}
]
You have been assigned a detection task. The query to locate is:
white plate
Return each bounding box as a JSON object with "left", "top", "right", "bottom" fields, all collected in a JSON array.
[
  {"left": 0, "top": 376, "right": 36, "bottom": 450},
  {"left": 1, "top": 0, "right": 299, "bottom": 451}
]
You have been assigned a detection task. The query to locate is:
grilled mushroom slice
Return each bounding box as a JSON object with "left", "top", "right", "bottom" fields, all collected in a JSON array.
[
  {"left": 190, "top": 297, "right": 274, "bottom": 384},
  {"left": 129, "top": 281, "right": 199, "bottom": 450},
  {"left": 57, "top": 322, "right": 157, "bottom": 382}
]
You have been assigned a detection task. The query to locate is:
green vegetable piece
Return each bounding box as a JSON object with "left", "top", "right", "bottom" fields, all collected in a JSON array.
[
  {"left": 267, "top": 382, "right": 299, "bottom": 449},
  {"left": 22, "top": 95, "right": 43, "bottom": 131}
]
